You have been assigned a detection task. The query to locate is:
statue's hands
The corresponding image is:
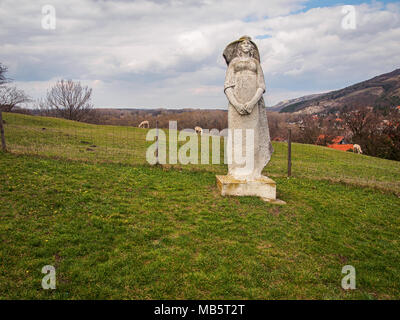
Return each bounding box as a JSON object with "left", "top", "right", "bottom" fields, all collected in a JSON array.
[
  {"left": 225, "top": 88, "right": 248, "bottom": 115},
  {"left": 244, "top": 100, "right": 257, "bottom": 114},
  {"left": 236, "top": 103, "right": 249, "bottom": 115}
]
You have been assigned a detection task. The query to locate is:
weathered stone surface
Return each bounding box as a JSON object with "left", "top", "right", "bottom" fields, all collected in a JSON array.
[
  {"left": 223, "top": 35, "right": 273, "bottom": 181},
  {"left": 217, "top": 36, "right": 281, "bottom": 202},
  {"left": 216, "top": 175, "right": 276, "bottom": 200}
]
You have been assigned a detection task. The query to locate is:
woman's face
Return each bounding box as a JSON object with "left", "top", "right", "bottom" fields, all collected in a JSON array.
[{"left": 239, "top": 40, "right": 252, "bottom": 54}]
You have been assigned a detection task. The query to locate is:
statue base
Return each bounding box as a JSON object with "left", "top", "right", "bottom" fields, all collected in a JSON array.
[{"left": 216, "top": 175, "right": 285, "bottom": 204}]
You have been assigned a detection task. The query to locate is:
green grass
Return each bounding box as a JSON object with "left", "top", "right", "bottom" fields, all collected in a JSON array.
[
  {"left": 3, "top": 113, "right": 400, "bottom": 194},
  {"left": 1, "top": 113, "right": 400, "bottom": 299}
]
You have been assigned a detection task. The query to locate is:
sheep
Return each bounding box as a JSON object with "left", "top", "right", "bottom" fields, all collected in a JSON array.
[
  {"left": 353, "top": 144, "right": 363, "bottom": 154},
  {"left": 138, "top": 120, "right": 150, "bottom": 129},
  {"left": 194, "top": 126, "right": 203, "bottom": 135}
]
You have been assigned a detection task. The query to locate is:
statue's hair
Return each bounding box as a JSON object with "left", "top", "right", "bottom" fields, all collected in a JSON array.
[{"left": 223, "top": 35, "right": 260, "bottom": 65}]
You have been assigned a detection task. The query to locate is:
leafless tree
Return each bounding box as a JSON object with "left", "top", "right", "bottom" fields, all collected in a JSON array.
[
  {"left": 0, "top": 63, "right": 8, "bottom": 85},
  {"left": 0, "top": 85, "right": 31, "bottom": 112},
  {"left": 36, "top": 98, "right": 55, "bottom": 117},
  {"left": 382, "top": 109, "right": 400, "bottom": 160},
  {"left": 338, "top": 107, "right": 400, "bottom": 159},
  {"left": 341, "top": 108, "right": 377, "bottom": 144},
  {"left": 267, "top": 112, "right": 291, "bottom": 140},
  {"left": 297, "top": 115, "right": 323, "bottom": 144},
  {"left": 45, "top": 79, "right": 94, "bottom": 121}
]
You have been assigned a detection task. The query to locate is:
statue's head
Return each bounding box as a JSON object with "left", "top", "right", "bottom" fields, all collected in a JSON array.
[
  {"left": 223, "top": 35, "right": 260, "bottom": 65},
  {"left": 237, "top": 36, "right": 255, "bottom": 55}
]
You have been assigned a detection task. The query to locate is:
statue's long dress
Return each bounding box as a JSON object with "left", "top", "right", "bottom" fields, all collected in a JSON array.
[{"left": 224, "top": 57, "right": 273, "bottom": 180}]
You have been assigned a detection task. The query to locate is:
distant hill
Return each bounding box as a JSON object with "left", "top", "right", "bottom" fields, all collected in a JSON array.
[
  {"left": 268, "top": 93, "right": 326, "bottom": 112},
  {"left": 275, "top": 68, "right": 400, "bottom": 114}
]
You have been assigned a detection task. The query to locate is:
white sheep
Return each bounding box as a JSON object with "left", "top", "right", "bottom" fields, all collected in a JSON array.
[
  {"left": 194, "top": 126, "right": 203, "bottom": 135},
  {"left": 138, "top": 120, "right": 150, "bottom": 129},
  {"left": 353, "top": 144, "right": 363, "bottom": 154}
]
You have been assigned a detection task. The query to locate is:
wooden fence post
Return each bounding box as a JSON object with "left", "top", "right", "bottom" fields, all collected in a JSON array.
[
  {"left": 0, "top": 111, "right": 6, "bottom": 152},
  {"left": 155, "top": 120, "right": 159, "bottom": 164},
  {"left": 288, "top": 128, "right": 292, "bottom": 177}
]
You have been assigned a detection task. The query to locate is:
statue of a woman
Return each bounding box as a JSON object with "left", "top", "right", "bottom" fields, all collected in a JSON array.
[{"left": 223, "top": 35, "right": 273, "bottom": 180}]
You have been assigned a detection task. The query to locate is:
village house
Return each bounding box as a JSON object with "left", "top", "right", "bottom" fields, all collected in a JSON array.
[
  {"left": 327, "top": 136, "right": 354, "bottom": 152},
  {"left": 317, "top": 135, "right": 354, "bottom": 152}
]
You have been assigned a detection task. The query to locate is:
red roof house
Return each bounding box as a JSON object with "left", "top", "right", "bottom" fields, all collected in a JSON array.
[
  {"left": 316, "top": 135, "right": 354, "bottom": 151},
  {"left": 331, "top": 136, "right": 345, "bottom": 144},
  {"left": 327, "top": 136, "right": 354, "bottom": 152},
  {"left": 327, "top": 144, "right": 354, "bottom": 152}
]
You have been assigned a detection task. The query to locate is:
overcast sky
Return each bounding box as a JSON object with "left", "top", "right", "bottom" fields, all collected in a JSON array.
[{"left": 1, "top": 0, "right": 399, "bottom": 109}]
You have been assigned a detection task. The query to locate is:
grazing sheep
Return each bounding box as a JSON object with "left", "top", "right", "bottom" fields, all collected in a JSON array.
[
  {"left": 194, "top": 126, "right": 203, "bottom": 135},
  {"left": 353, "top": 144, "right": 363, "bottom": 154},
  {"left": 138, "top": 120, "right": 150, "bottom": 129}
]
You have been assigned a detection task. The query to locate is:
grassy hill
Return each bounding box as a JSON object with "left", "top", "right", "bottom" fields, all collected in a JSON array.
[{"left": 1, "top": 113, "right": 400, "bottom": 299}]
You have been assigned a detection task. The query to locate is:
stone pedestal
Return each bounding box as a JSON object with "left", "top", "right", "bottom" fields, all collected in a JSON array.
[{"left": 216, "top": 175, "right": 284, "bottom": 203}]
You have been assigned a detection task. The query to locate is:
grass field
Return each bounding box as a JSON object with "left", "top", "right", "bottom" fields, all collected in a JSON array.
[
  {"left": 3, "top": 113, "right": 400, "bottom": 195},
  {"left": 1, "top": 112, "right": 400, "bottom": 299}
]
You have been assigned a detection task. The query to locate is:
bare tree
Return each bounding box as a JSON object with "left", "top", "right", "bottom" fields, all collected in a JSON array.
[
  {"left": 383, "top": 109, "right": 400, "bottom": 160},
  {"left": 341, "top": 108, "right": 377, "bottom": 144},
  {"left": 343, "top": 109, "right": 365, "bottom": 141},
  {"left": 0, "top": 63, "right": 8, "bottom": 85},
  {"left": 268, "top": 112, "right": 286, "bottom": 139},
  {"left": 36, "top": 98, "right": 55, "bottom": 117},
  {"left": 298, "top": 115, "right": 322, "bottom": 144},
  {"left": 0, "top": 85, "right": 31, "bottom": 112},
  {"left": 45, "top": 79, "right": 94, "bottom": 121}
]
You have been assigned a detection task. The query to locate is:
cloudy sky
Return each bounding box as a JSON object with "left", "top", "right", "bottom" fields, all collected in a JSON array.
[{"left": 0, "top": 0, "right": 399, "bottom": 109}]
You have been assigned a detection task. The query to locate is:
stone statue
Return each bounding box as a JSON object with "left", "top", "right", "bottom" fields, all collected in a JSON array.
[
  {"left": 217, "top": 36, "right": 280, "bottom": 202},
  {"left": 223, "top": 35, "right": 273, "bottom": 180}
]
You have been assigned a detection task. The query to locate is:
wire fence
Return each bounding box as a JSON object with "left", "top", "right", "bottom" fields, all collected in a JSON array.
[
  {"left": 1, "top": 112, "right": 400, "bottom": 195},
  {"left": 2, "top": 115, "right": 148, "bottom": 165}
]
